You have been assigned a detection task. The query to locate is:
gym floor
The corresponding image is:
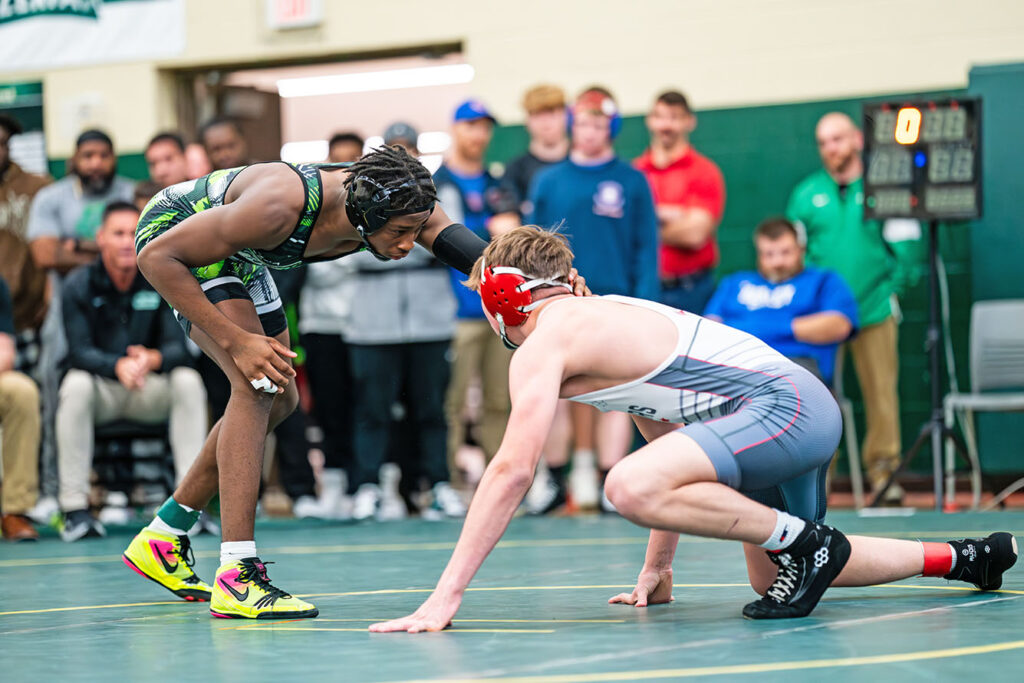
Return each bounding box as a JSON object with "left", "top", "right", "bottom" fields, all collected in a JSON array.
[{"left": 2, "top": 511, "right": 1022, "bottom": 682}]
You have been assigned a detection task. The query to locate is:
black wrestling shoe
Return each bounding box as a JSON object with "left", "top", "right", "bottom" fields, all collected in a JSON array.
[
  {"left": 743, "top": 522, "right": 851, "bottom": 620},
  {"left": 945, "top": 533, "right": 1018, "bottom": 591}
]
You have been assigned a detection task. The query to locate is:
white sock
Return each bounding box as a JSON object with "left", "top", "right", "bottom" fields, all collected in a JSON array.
[
  {"left": 220, "top": 541, "right": 257, "bottom": 566},
  {"left": 572, "top": 449, "right": 596, "bottom": 468},
  {"left": 760, "top": 510, "right": 807, "bottom": 551}
]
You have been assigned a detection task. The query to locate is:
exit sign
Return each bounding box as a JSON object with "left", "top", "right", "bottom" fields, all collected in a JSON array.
[{"left": 266, "top": 0, "right": 323, "bottom": 29}]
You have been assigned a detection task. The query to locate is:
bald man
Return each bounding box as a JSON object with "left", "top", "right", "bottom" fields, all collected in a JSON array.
[{"left": 786, "top": 112, "right": 922, "bottom": 505}]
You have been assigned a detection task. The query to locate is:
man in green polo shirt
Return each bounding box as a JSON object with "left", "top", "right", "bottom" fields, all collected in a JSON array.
[{"left": 787, "top": 112, "right": 921, "bottom": 504}]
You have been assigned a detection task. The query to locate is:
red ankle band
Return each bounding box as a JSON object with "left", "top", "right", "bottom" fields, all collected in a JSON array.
[{"left": 922, "top": 542, "right": 953, "bottom": 576}]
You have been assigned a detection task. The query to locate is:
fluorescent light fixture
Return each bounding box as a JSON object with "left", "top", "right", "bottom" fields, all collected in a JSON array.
[
  {"left": 416, "top": 131, "right": 450, "bottom": 155},
  {"left": 281, "top": 140, "right": 328, "bottom": 162},
  {"left": 419, "top": 154, "right": 443, "bottom": 174},
  {"left": 278, "top": 64, "right": 475, "bottom": 98},
  {"left": 364, "top": 136, "right": 385, "bottom": 152}
]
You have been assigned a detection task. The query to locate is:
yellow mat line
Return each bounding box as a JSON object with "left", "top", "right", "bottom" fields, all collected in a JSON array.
[
  {"left": 396, "top": 639, "right": 1024, "bottom": 682},
  {"left": 2, "top": 581, "right": 1017, "bottom": 618},
  {"left": 221, "top": 626, "right": 555, "bottom": 633}
]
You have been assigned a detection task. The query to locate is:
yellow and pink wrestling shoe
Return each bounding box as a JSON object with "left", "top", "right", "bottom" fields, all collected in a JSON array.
[
  {"left": 122, "top": 528, "right": 213, "bottom": 601},
  {"left": 210, "top": 558, "right": 318, "bottom": 620}
]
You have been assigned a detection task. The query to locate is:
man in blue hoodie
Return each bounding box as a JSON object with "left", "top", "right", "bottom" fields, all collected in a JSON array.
[
  {"left": 528, "top": 87, "right": 659, "bottom": 508},
  {"left": 434, "top": 100, "right": 519, "bottom": 480}
]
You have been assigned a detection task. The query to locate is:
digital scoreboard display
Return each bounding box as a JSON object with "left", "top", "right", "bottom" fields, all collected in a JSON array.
[{"left": 862, "top": 98, "right": 982, "bottom": 220}]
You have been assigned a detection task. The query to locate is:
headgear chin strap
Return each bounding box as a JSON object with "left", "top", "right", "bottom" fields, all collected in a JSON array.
[
  {"left": 479, "top": 257, "right": 573, "bottom": 349},
  {"left": 345, "top": 175, "right": 435, "bottom": 261}
]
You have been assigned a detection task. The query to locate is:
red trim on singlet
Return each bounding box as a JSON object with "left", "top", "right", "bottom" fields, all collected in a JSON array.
[{"left": 678, "top": 357, "right": 802, "bottom": 452}]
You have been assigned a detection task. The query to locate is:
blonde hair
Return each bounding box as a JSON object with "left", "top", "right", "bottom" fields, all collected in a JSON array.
[
  {"left": 522, "top": 84, "right": 566, "bottom": 115},
  {"left": 464, "top": 225, "right": 574, "bottom": 292}
]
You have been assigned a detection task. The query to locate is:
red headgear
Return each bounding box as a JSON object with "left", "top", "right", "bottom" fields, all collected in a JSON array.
[{"left": 479, "top": 257, "right": 572, "bottom": 349}]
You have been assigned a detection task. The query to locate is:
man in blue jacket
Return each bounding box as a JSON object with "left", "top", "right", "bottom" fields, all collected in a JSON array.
[
  {"left": 529, "top": 87, "right": 659, "bottom": 509},
  {"left": 704, "top": 217, "right": 858, "bottom": 387}
]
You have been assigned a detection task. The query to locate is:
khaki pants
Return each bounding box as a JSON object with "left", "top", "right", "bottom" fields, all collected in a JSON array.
[
  {"left": 843, "top": 315, "right": 902, "bottom": 488},
  {"left": 57, "top": 367, "right": 207, "bottom": 511},
  {"left": 445, "top": 320, "right": 513, "bottom": 470},
  {"left": 0, "top": 371, "right": 40, "bottom": 514}
]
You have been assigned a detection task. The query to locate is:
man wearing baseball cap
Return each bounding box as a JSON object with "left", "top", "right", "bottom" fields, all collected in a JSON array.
[
  {"left": 434, "top": 99, "right": 518, "bottom": 485},
  {"left": 383, "top": 122, "right": 420, "bottom": 156}
]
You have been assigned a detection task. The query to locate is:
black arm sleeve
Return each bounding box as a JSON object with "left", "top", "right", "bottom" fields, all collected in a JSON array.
[{"left": 431, "top": 223, "right": 488, "bottom": 275}]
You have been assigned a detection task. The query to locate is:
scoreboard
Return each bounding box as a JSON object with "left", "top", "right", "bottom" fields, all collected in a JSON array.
[{"left": 862, "top": 98, "right": 982, "bottom": 220}]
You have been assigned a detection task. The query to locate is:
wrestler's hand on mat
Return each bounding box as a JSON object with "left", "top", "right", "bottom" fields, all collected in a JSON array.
[
  {"left": 368, "top": 592, "right": 462, "bottom": 633},
  {"left": 568, "top": 268, "right": 592, "bottom": 297},
  {"left": 608, "top": 567, "right": 674, "bottom": 607},
  {"left": 227, "top": 332, "right": 296, "bottom": 393}
]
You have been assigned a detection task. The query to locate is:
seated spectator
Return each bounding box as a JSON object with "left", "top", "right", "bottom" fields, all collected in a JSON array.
[
  {"left": 703, "top": 217, "right": 858, "bottom": 386},
  {"left": 0, "top": 113, "right": 51, "bottom": 238},
  {"left": 0, "top": 275, "right": 41, "bottom": 541},
  {"left": 57, "top": 201, "right": 207, "bottom": 541},
  {"left": 199, "top": 117, "right": 250, "bottom": 170}
]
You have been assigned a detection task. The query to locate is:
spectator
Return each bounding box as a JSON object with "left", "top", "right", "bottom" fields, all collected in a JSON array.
[
  {"left": 144, "top": 131, "right": 189, "bottom": 188},
  {"left": 184, "top": 142, "right": 212, "bottom": 179},
  {"left": 27, "top": 129, "right": 135, "bottom": 275},
  {"left": 0, "top": 113, "right": 50, "bottom": 238},
  {"left": 298, "top": 258, "right": 357, "bottom": 518},
  {"left": 382, "top": 123, "right": 419, "bottom": 156},
  {"left": 786, "top": 112, "right": 922, "bottom": 504},
  {"left": 434, "top": 100, "right": 514, "bottom": 481},
  {"left": 0, "top": 276, "right": 41, "bottom": 541},
  {"left": 25, "top": 129, "right": 134, "bottom": 518},
  {"left": 133, "top": 181, "right": 162, "bottom": 212},
  {"left": 56, "top": 202, "right": 207, "bottom": 541},
  {"left": 502, "top": 84, "right": 569, "bottom": 218},
  {"left": 343, "top": 244, "right": 462, "bottom": 521},
  {"left": 529, "top": 86, "right": 658, "bottom": 510},
  {"left": 704, "top": 217, "right": 858, "bottom": 385},
  {"left": 328, "top": 132, "right": 365, "bottom": 163},
  {"left": 199, "top": 117, "right": 250, "bottom": 170},
  {"left": 635, "top": 90, "right": 726, "bottom": 314}
]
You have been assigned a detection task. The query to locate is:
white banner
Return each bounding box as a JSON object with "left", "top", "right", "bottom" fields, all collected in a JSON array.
[{"left": 0, "top": 0, "right": 184, "bottom": 72}]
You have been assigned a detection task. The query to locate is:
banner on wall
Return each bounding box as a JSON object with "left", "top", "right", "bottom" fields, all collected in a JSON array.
[{"left": 0, "top": 0, "right": 184, "bottom": 72}]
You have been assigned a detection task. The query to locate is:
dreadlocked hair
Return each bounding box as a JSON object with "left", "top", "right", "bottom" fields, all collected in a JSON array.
[{"left": 342, "top": 144, "right": 438, "bottom": 212}]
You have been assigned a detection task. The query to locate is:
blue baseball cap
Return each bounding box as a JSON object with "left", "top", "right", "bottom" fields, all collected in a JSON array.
[{"left": 453, "top": 99, "right": 497, "bottom": 124}]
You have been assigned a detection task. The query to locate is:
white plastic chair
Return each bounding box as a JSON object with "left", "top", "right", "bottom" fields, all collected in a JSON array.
[{"left": 944, "top": 300, "right": 1024, "bottom": 510}]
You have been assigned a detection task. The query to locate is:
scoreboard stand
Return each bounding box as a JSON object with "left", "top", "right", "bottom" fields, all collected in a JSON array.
[{"left": 862, "top": 98, "right": 981, "bottom": 511}]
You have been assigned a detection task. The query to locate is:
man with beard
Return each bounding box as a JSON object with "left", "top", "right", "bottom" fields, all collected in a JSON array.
[
  {"left": 786, "top": 113, "right": 921, "bottom": 505},
  {"left": 25, "top": 129, "right": 134, "bottom": 517},
  {"left": 634, "top": 90, "right": 725, "bottom": 315},
  {"left": 0, "top": 113, "right": 50, "bottom": 238},
  {"left": 703, "top": 217, "right": 858, "bottom": 387}
]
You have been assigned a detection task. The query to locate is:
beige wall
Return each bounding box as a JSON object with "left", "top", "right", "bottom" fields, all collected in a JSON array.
[{"left": 4, "top": 0, "right": 1024, "bottom": 157}]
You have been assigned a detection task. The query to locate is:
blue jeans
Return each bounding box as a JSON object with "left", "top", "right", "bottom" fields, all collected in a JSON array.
[{"left": 659, "top": 269, "right": 716, "bottom": 314}]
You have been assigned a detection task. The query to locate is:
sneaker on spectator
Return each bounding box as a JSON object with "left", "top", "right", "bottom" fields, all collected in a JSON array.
[
  {"left": 378, "top": 463, "right": 407, "bottom": 521},
  {"left": 319, "top": 469, "right": 351, "bottom": 520},
  {"left": 569, "top": 451, "right": 599, "bottom": 509},
  {"left": 61, "top": 509, "right": 106, "bottom": 542},
  {"left": 98, "top": 491, "right": 133, "bottom": 526},
  {"left": 27, "top": 495, "right": 60, "bottom": 526},
  {"left": 352, "top": 484, "right": 381, "bottom": 521},
  {"left": 188, "top": 511, "right": 220, "bottom": 537},
  {"left": 293, "top": 495, "right": 332, "bottom": 519},
  {"left": 423, "top": 482, "right": 467, "bottom": 521},
  {"left": 599, "top": 486, "right": 618, "bottom": 515},
  {"left": 526, "top": 475, "right": 567, "bottom": 516}
]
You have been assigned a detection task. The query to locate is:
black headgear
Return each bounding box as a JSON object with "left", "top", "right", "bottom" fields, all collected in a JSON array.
[{"left": 344, "top": 175, "right": 435, "bottom": 261}]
